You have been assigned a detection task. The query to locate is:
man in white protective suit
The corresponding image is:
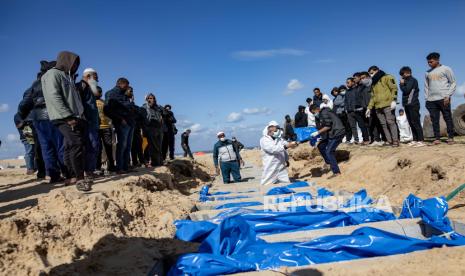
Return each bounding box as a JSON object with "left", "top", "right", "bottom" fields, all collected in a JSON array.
[{"left": 260, "top": 121, "right": 298, "bottom": 185}]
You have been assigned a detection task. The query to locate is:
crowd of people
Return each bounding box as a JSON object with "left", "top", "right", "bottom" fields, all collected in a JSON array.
[
  {"left": 265, "top": 52, "right": 458, "bottom": 184},
  {"left": 13, "top": 51, "right": 190, "bottom": 192}
]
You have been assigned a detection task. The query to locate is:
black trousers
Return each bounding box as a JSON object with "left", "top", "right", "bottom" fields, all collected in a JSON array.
[
  {"left": 404, "top": 105, "right": 424, "bottom": 142},
  {"left": 426, "top": 99, "right": 454, "bottom": 139},
  {"left": 32, "top": 124, "right": 46, "bottom": 178},
  {"left": 131, "top": 127, "right": 145, "bottom": 166},
  {"left": 368, "top": 108, "right": 385, "bottom": 142},
  {"left": 347, "top": 110, "right": 369, "bottom": 142},
  {"left": 162, "top": 130, "right": 176, "bottom": 160},
  {"left": 97, "top": 128, "right": 115, "bottom": 171},
  {"left": 337, "top": 113, "right": 352, "bottom": 142},
  {"left": 144, "top": 127, "right": 164, "bottom": 166},
  {"left": 56, "top": 120, "right": 86, "bottom": 179},
  {"left": 182, "top": 144, "right": 194, "bottom": 159}
]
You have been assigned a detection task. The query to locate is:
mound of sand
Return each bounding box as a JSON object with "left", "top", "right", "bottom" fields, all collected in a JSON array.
[{"left": 0, "top": 160, "right": 210, "bottom": 275}]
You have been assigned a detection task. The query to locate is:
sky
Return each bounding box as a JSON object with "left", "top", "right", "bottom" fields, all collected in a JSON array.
[{"left": 1, "top": 0, "right": 465, "bottom": 158}]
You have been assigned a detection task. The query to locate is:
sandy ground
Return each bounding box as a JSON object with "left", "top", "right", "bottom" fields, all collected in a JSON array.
[
  {"left": 0, "top": 159, "right": 211, "bottom": 275},
  {"left": 2, "top": 142, "right": 465, "bottom": 275}
]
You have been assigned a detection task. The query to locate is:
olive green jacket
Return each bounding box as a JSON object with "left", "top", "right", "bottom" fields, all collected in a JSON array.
[{"left": 368, "top": 74, "right": 398, "bottom": 109}]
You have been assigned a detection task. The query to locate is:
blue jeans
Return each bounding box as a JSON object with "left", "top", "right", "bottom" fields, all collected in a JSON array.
[
  {"left": 85, "top": 127, "right": 100, "bottom": 173},
  {"left": 317, "top": 135, "right": 343, "bottom": 174},
  {"left": 115, "top": 123, "right": 134, "bottom": 171},
  {"left": 22, "top": 140, "right": 35, "bottom": 170},
  {"left": 33, "top": 120, "right": 66, "bottom": 180},
  {"left": 220, "top": 161, "right": 242, "bottom": 183}
]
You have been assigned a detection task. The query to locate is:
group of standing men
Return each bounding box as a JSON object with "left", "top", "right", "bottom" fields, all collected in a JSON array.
[
  {"left": 14, "top": 51, "right": 181, "bottom": 192},
  {"left": 281, "top": 52, "right": 457, "bottom": 178}
]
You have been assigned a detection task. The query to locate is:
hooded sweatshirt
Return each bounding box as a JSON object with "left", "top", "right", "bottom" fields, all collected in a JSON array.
[{"left": 41, "top": 51, "right": 84, "bottom": 122}]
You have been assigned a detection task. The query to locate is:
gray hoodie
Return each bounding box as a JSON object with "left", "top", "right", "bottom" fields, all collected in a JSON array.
[
  {"left": 425, "top": 64, "right": 456, "bottom": 101},
  {"left": 41, "top": 51, "right": 84, "bottom": 121}
]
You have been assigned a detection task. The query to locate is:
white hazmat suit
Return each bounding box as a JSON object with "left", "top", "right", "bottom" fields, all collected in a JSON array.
[{"left": 260, "top": 123, "right": 290, "bottom": 185}]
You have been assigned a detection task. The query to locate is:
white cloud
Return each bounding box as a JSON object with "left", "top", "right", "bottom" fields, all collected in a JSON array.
[
  {"left": 232, "top": 48, "right": 308, "bottom": 60},
  {"left": 227, "top": 112, "right": 244, "bottom": 123},
  {"left": 242, "top": 107, "right": 272, "bottom": 115},
  {"left": 6, "top": 133, "right": 19, "bottom": 142},
  {"left": 284, "top": 79, "right": 304, "bottom": 95},
  {"left": 0, "top": 103, "right": 9, "bottom": 112}
]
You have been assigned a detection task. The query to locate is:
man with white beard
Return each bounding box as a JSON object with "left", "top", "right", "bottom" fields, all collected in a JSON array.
[{"left": 77, "top": 68, "right": 100, "bottom": 179}]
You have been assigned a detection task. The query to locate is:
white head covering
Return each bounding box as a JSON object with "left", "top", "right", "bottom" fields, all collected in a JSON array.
[
  {"left": 216, "top": 131, "right": 225, "bottom": 137},
  {"left": 263, "top": 121, "right": 279, "bottom": 136},
  {"left": 83, "top": 68, "right": 97, "bottom": 76}
]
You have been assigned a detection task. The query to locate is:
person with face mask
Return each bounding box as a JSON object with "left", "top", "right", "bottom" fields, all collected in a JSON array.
[
  {"left": 42, "top": 51, "right": 91, "bottom": 191},
  {"left": 260, "top": 121, "right": 298, "bottom": 185},
  {"left": 332, "top": 86, "right": 352, "bottom": 143},
  {"left": 213, "top": 132, "right": 244, "bottom": 184},
  {"left": 77, "top": 68, "right": 100, "bottom": 178},
  {"left": 142, "top": 93, "right": 164, "bottom": 167},
  {"left": 367, "top": 65, "right": 399, "bottom": 147},
  {"left": 360, "top": 72, "right": 384, "bottom": 146},
  {"left": 345, "top": 77, "right": 369, "bottom": 144},
  {"left": 310, "top": 104, "right": 345, "bottom": 178}
]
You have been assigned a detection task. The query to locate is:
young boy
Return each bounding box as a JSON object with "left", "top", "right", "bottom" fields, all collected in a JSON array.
[
  {"left": 310, "top": 104, "right": 345, "bottom": 178},
  {"left": 399, "top": 66, "right": 425, "bottom": 147}
]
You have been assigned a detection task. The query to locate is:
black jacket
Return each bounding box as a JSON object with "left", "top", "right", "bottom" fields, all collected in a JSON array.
[
  {"left": 399, "top": 76, "right": 420, "bottom": 107},
  {"left": 104, "top": 86, "right": 135, "bottom": 126},
  {"left": 162, "top": 109, "right": 177, "bottom": 133},
  {"left": 313, "top": 94, "right": 324, "bottom": 108},
  {"left": 344, "top": 87, "right": 358, "bottom": 112},
  {"left": 284, "top": 122, "right": 296, "bottom": 141},
  {"left": 316, "top": 108, "right": 345, "bottom": 139},
  {"left": 357, "top": 85, "right": 371, "bottom": 109},
  {"left": 294, "top": 112, "right": 308, "bottom": 128},
  {"left": 232, "top": 140, "right": 244, "bottom": 151},
  {"left": 181, "top": 132, "right": 190, "bottom": 146}
]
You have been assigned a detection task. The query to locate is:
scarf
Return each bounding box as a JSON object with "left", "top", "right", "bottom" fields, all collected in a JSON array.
[{"left": 371, "top": 70, "right": 386, "bottom": 86}]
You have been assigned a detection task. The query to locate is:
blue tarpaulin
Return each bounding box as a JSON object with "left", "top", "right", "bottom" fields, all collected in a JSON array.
[
  {"left": 176, "top": 207, "right": 396, "bottom": 242},
  {"left": 287, "top": 181, "right": 310, "bottom": 188},
  {"left": 169, "top": 213, "right": 465, "bottom": 276},
  {"left": 294, "top": 126, "right": 319, "bottom": 144}
]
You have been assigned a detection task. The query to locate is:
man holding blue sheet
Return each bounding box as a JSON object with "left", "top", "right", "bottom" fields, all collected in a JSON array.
[{"left": 310, "top": 104, "right": 345, "bottom": 178}]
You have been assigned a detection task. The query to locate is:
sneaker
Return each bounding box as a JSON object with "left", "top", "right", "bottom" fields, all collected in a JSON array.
[
  {"left": 447, "top": 139, "right": 455, "bottom": 145},
  {"left": 413, "top": 142, "right": 426, "bottom": 147},
  {"left": 76, "top": 179, "right": 92, "bottom": 192},
  {"left": 369, "top": 141, "right": 382, "bottom": 147},
  {"left": 407, "top": 142, "right": 416, "bottom": 147},
  {"left": 431, "top": 140, "right": 441, "bottom": 146}
]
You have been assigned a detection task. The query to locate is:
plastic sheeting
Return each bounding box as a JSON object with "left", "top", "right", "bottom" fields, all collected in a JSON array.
[
  {"left": 176, "top": 207, "right": 395, "bottom": 242},
  {"left": 169, "top": 214, "right": 465, "bottom": 276},
  {"left": 294, "top": 126, "right": 319, "bottom": 144},
  {"left": 317, "top": 187, "right": 334, "bottom": 197},
  {"left": 266, "top": 186, "right": 295, "bottom": 195},
  {"left": 214, "top": 201, "right": 262, "bottom": 210},
  {"left": 399, "top": 194, "right": 464, "bottom": 239},
  {"left": 287, "top": 181, "right": 310, "bottom": 188}
]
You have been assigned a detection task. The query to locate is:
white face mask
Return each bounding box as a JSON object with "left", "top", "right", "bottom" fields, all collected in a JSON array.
[
  {"left": 340, "top": 90, "right": 346, "bottom": 95},
  {"left": 220, "top": 137, "right": 226, "bottom": 142},
  {"left": 272, "top": 129, "right": 282, "bottom": 138}
]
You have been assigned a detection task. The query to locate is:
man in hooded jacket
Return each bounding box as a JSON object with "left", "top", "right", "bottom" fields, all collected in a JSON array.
[
  {"left": 14, "top": 60, "right": 65, "bottom": 182},
  {"left": 41, "top": 51, "right": 91, "bottom": 192},
  {"left": 260, "top": 121, "right": 298, "bottom": 185},
  {"left": 213, "top": 132, "right": 244, "bottom": 184}
]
